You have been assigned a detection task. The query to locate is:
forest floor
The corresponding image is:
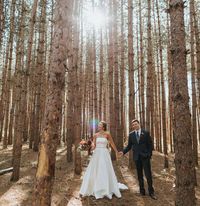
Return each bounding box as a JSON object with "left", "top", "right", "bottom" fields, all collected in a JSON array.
[{"left": 0, "top": 143, "right": 200, "bottom": 206}]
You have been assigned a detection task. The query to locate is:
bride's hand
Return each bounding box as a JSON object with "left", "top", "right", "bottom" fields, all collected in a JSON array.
[
  {"left": 115, "top": 151, "right": 120, "bottom": 160},
  {"left": 91, "top": 143, "right": 96, "bottom": 150}
]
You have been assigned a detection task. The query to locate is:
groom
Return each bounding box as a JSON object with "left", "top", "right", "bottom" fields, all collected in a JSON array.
[{"left": 119, "top": 119, "right": 157, "bottom": 200}]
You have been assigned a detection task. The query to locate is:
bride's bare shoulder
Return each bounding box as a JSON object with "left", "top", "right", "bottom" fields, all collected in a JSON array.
[{"left": 104, "top": 131, "right": 111, "bottom": 137}]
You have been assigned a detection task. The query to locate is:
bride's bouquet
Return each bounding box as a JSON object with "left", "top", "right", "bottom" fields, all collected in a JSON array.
[{"left": 77, "top": 139, "right": 91, "bottom": 152}]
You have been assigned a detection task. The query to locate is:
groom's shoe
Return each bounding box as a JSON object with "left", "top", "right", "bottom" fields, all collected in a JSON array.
[{"left": 149, "top": 193, "right": 157, "bottom": 200}]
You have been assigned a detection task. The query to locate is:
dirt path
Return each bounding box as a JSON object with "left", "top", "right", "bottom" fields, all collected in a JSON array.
[{"left": 0, "top": 144, "right": 199, "bottom": 206}]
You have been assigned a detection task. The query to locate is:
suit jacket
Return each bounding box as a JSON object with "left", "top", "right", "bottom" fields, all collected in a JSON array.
[{"left": 123, "top": 129, "right": 153, "bottom": 161}]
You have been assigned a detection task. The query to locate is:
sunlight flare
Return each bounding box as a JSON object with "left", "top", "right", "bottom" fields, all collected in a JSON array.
[{"left": 84, "top": 8, "right": 108, "bottom": 29}]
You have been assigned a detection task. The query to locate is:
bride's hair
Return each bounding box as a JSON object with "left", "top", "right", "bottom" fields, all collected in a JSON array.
[{"left": 100, "top": 121, "right": 107, "bottom": 131}]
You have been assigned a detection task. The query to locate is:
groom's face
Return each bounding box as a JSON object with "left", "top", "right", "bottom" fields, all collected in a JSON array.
[{"left": 132, "top": 121, "right": 140, "bottom": 130}]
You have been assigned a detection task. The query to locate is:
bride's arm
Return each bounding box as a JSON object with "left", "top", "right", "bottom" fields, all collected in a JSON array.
[
  {"left": 107, "top": 133, "right": 118, "bottom": 153},
  {"left": 91, "top": 134, "right": 97, "bottom": 150}
]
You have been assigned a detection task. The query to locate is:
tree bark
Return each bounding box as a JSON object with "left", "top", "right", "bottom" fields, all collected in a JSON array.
[
  {"left": 128, "top": 0, "right": 135, "bottom": 169},
  {"left": 156, "top": 0, "right": 168, "bottom": 168},
  {"left": 146, "top": 0, "right": 154, "bottom": 139},
  {"left": 190, "top": 0, "right": 198, "bottom": 167},
  {"left": 10, "top": 0, "right": 25, "bottom": 181},
  {"left": 169, "top": 1, "right": 196, "bottom": 205},
  {"left": 33, "top": 0, "right": 47, "bottom": 151},
  {"left": 33, "top": 0, "right": 67, "bottom": 204}
]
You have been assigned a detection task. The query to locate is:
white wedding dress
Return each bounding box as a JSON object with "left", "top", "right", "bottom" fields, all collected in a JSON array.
[{"left": 79, "top": 137, "right": 128, "bottom": 199}]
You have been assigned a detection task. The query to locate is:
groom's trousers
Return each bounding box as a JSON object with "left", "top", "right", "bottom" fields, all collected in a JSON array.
[{"left": 135, "top": 155, "right": 154, "bottom": 195}]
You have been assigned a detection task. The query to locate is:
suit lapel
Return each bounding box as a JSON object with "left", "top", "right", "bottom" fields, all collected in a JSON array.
[
  {"left": 139, "top": 129, "right": 145, "bottom": 143},
  {"left": 131, "top": 129, "right": 144, "bottom": 144},
  {"left": 136, "top": 129, "right": 144, "bottom": 144}
]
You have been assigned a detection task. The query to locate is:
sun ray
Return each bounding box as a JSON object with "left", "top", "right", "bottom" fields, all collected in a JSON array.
[{"left": 83, "top": 6, "right": 109, "bottom": 30}]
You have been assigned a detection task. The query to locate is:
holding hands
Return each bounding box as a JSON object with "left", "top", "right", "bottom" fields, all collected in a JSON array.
[
  {"left": 116, "top": 151, "right": 123, "bottom": 159},
  {"left": 118, "top": 151, "right": 123, "bottom": 157}
]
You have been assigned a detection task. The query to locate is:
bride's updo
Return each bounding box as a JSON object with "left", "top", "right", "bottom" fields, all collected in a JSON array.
[{"left": 100, "top": 121, "right": 107, "bottom": 131}]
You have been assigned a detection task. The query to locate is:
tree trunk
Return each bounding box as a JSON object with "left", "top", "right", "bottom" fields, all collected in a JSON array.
[
  {"left": 191, "top": 0, "right": 200, "bottom": 145},
  {"left": 166, "top": 0, "right": 174, "bottom": 153},
  {"left": 99, "top": 29, "right": 104, "bottom": 120},
  {"left": 128, "top": 0, "right": 135, "bottom": 169},
  {"left": 3, "top": 0, "right": 16, "bottom": 149},
  {"left": 120, "top": 0, "right": 126, "bottom": 139},
  {"left": 33, "top": 0, "right": 67, "bottom": 204},
  {"left": 156, "top": 0, "right": 168, "bottom": 168},
  {"left": 190, "top": 0, "right": 200, "bottom": 110},
  {"left": 22, "top": 0, "right": 39, "bottom": 143},
  {"left": 73, "top": 0, "right": 82, "bottom": 175},
  {"left": 10, "top": 0, "right": 25, "bottom": 181},
  {"left": 108, "top": 0, "right": 115, "bottom": 160},
  {"left": 146, "top": 0, "right": 154, "bottom": 139},
  {"left": 139, "top": 0, "right": 145, "bottom": 128},
  {"left": 66, "top": 0, "right": 74, "bottom": 163},
  {"left": 0, "top": 0, "right": 5, "bottom": 49},
  {"left": 169, "top": 1, "right": 196, "bottom": 205},
  {"left": 190, "top": 0, "right": 198, "bottom": 167},
  {"left": 92, "top": 5, "right": 98, "bottom": 123},
  {"left": 33, "top": 0, "right": 47, "bottom": 151}
]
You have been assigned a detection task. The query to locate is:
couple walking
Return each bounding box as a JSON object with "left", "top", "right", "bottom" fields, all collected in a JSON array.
[{"left": 79, "top": 119, "right": 157, "bottom": 200}]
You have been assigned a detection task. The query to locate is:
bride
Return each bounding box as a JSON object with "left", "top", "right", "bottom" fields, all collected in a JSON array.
[{"left": 79, "top": 121, "right": 128, "bottom": 199}]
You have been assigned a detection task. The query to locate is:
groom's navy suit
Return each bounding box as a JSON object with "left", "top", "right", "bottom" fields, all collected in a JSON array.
[{"left": 123, "top": 129, "right": 154, "bottom": 195}]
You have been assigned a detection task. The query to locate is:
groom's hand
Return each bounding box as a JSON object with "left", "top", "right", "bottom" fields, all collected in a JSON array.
[{"left": 118, "top": 151, "right": 123, "bottom": 157}]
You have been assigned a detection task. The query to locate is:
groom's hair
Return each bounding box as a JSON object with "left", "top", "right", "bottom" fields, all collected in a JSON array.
[{"left": 131, "top": 119, "right": 140, "bottom": 124}]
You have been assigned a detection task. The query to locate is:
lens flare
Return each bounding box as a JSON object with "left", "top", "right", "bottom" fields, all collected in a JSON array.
[{"left": 89, "top": 119, "right": 99, "bottom": 130}]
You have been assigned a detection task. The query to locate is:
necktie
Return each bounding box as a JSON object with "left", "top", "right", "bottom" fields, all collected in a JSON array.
[{"left": 136, "top": 131, "right": 140, "bottom": 143}]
